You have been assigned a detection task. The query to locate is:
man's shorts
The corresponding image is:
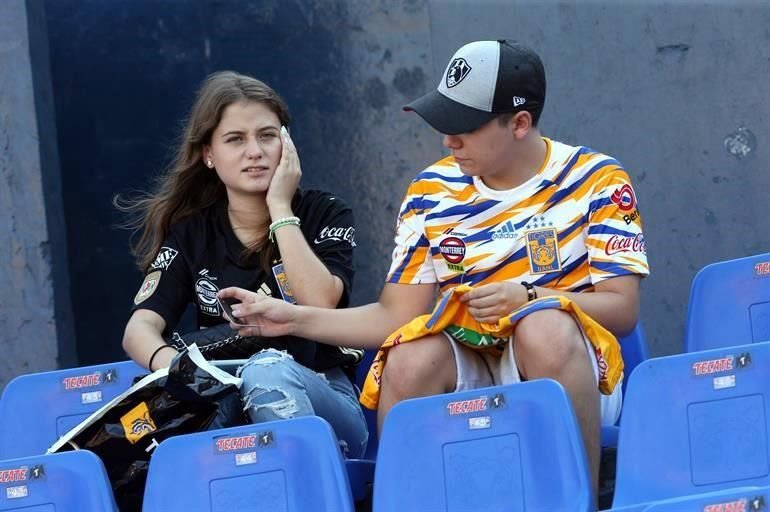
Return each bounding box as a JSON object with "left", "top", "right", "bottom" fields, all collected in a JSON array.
[{"left": 444, "top": 330, "right": 623, "bottom": 426}]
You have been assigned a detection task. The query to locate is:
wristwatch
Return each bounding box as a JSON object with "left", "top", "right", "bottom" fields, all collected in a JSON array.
[{"left": 521, "top": 281, "right": 537, "bottom": 302}]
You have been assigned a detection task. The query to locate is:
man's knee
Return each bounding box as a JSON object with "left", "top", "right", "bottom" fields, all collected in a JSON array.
[
  {"left": 382, "top": 333, "right": 455, "bottom": 397},
  {"left": 514, "top": 310, "right": 585, "bottom": 374}
]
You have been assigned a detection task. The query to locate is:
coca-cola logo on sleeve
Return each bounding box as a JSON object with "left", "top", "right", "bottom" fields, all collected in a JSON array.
[
  {"left": 314, "top": 226, "right": 356, "bottom": 247},
  {"left": 604, "top": 233, "right": 646, "bottom": 256}
]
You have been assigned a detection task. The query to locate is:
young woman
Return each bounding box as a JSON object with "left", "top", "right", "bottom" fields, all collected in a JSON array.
[{"left": 119, "top": 71, "right": 367, "bottom": 458}]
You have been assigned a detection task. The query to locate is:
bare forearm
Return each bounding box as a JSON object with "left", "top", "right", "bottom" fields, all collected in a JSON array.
[
  {"left": 534, "top": 286, "right": 638, "bottom": 336},
  {"left": 272, "top": 224, "right": 342, "bottom": 307},
  {"left": 291, "top": 301, "right": 412, "bottom": 349},
  {"left": 122, "top": 311, "right": 176, "bottom": 370}
]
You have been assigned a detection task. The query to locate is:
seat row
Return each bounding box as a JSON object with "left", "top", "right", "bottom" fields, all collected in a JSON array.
[
  {"left": 0, "top": 250, "right": 767, "bottom": 510},
  {"left": 2, "top": 337, "right": 770, "bottom": 512}
]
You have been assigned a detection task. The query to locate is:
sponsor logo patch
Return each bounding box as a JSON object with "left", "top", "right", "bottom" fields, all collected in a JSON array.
[
  {"left": 448, "top": 396, "right": 488, "bottom": 415},
  {"left": 443, "top": 228, "right": 468, "bottom": 237},
  {"left": 446, "top": 57, "right": 471, "bottom": 88},
  {"left": 492, "top": 221, "right": 517, "bottom": 240},
  {"left": 134, "top": 271, "right": 161, "bottom": 305},
  {"left": 610, "top": 184, "right": 637, "bottom": 212},
  {"left": 622, "top": 208, "right": 642, "bottom": 225},
  {"left": 692, "top": 356, "right": 734, "bottom": 376},
  {"left": 0, "top": 467, "right": 27, "bottom": 483},
  {"left": 604, "top": 233, "right": 646, "bottom": 256},
  {"left": 62, "top": 372, "right": 103, "bottom": 390},
  {"left": 314, "top": 226, "right": 356, "bottom": 247},
  {"left": 755, "top": 262, "right": 770, "bottom": 277},
  {"left": 120, "top": 401, "right": 157, "bottom": 444},
  {"left": 439, "top": 236, "right": 466, "bottom": 272},
  {"left": 704, "top": 494, "right": 766, "bottom": 511},
  {"left": 196, "top": 277, "right": 220, "bottom": 316},
  {"left": 215, "top": 433, "right": 257, "bottom": 452},
  {"left": 525, "top": 228, "right": 561, "bottom": 274},
  {"left": 150, "top": 247, "right": 178, "bottom": 271}
]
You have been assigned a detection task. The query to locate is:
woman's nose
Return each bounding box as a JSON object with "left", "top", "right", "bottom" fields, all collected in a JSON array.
[{"left": 246, "top": 137, "right": 263, "bottom": 158}]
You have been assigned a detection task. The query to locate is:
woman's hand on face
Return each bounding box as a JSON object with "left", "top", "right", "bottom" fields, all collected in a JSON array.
[
  {"left": 217, "top": 287, "right": 298, "bottom": 338},
  {"left": 459, "top": 281, "right": 528, "bottom": 324},
  {"left": 266, "top": 126, "right": 301, "bottom": 214}
]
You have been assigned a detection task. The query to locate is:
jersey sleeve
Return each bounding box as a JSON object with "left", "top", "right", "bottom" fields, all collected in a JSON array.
[
  {"left": 386, "top": 180, "right": 436, "bottom": 284},
  {"left": 130, "top": 231, "right": 192, "bottom": 332},
  {"left": 586, "top": 165, "right": 650, "bottom": 284},
  {"left": 301, "top": 192, "right": 356, "bottom": 305}
]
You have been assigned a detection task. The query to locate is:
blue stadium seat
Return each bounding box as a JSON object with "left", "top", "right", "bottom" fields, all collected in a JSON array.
[
  {"left": 373, "top": 379, "right": 593, "bottom": 511},
  {"left": 0, "top": 450, "right": 118, "bottom": 510},
  {"left": 602, "top": 322, "right": 650, "bottom": 446},
  {"left": 613, "top": 341, "right": 770, "bottom": 508},
  {"left": 685, "top": 252, "right": 770, "bottom": 352},
  {"left": 142, "top": 415, "right": 355, "bottom": 512},
  {"left": 618, "top": 323, "right": 650, "bottom": 396},
  {"left": 0, "top": 360, "right": 146, "bottom": 459}
]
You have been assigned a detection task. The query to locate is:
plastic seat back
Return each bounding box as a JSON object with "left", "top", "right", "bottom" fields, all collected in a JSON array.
[
  {"left": 0, "top": 450, "right": 118, "bottom": 510},
  {"left": 686, "top": 252, "right": 770, "bottom": 352},
  {"left": 373, "top": 379, "right": 593, "bottom": 511},
  {"left": 0, "top": 360, "right": 146, "bottom": 459},
  {"left": 614, "top": 342, "right": 770, "bottom": 507},
  {"left": 619, "top": 323, "right": 649, "bottom": 396},
  {"left": 142, "top": 416, "right": 355, "bottom": 512}
]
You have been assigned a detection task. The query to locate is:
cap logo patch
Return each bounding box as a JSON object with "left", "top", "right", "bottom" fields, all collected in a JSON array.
[
  {"left": 446, "top": 58, "right": 471, "bottom": 88},
  {"left": 513, "top": 96, "right": 526, "bottom": 107}
]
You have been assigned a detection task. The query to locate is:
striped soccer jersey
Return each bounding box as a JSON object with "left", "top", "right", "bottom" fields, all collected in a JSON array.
[{"left": 387, "top": 138, "right": 649, "bottom": 292}]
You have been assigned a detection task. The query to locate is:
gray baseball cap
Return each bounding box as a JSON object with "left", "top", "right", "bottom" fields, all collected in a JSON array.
[{"left": 404, "top": 40, "right": 546, "bottom": 135}]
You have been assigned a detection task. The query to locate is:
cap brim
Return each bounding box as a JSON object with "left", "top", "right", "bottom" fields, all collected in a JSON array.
[{"left": 403, "top": 90, "right": 497, "bottom": 135}]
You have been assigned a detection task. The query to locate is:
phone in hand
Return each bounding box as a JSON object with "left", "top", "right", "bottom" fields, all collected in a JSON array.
[{"left": 218, "top": 297, "right": 248, "bottom": 326}]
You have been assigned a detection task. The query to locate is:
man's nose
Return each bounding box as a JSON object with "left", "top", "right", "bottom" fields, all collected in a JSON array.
[{"left": 443, "top": 134, "right": 461, "bottom": 149}]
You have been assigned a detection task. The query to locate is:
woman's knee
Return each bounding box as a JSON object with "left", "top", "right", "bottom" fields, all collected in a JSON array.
[{"left": 238, "top": 349, "right": 310, "bottom": 421}]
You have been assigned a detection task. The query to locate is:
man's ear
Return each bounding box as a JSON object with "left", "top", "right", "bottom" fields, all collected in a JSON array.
[{"left": 511, "top": 111, "right": 533, "bottom": 139}]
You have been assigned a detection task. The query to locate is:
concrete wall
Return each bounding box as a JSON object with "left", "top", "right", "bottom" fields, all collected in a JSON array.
[
  {"left": 1, "top": 0, "right": 767, "bottom": 374},
  {"left": 0, "top": 0, "right": 75, "bottom": 389}
]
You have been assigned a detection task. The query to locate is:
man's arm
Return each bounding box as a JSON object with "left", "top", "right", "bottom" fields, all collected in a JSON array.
[
  {"left": 534, "top": 275, "right": 640, "bottom": 336},
  {"left": 218, "top": 282, "right": 437, "bottom": 350}
]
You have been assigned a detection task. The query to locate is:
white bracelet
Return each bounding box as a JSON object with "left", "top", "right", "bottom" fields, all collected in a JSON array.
[{"left": 268, "top": 216, "right": 300, "bottom": 242}]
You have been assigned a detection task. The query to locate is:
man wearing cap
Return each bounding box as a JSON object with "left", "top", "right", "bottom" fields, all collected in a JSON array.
[{"left": 218, "top": 40, "right": 648, "bottom": 492}]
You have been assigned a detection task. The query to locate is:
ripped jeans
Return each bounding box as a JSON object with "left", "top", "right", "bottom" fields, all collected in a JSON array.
[{"left": 237, "top": 349, "right": 368, "bottom": 459}]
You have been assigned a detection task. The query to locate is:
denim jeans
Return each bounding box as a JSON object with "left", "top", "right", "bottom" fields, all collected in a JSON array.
[{"left": 237, "top": 348, "right": 368, "bottom": 459}]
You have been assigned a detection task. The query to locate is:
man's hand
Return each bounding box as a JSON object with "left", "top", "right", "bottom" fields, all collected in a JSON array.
[
  {"left": 217, "top": 287, "right": 298, "bottom": 338},
  {"left": 460, "top": 281, "right": 527, "bottom": 324}
]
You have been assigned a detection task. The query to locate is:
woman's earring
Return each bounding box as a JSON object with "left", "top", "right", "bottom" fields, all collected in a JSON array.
[{"left": 206, "top": 159, "right": 213, "bottom": 168}]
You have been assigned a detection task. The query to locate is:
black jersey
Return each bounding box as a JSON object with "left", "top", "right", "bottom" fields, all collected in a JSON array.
[{"left": 131, "top": 189, "right": 361, "bottom": 372}]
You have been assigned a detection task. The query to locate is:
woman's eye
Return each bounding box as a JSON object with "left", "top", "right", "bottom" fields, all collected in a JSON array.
[
  {"left": 260, "top": 133, "right": 277, "bottom": 140},
  {"left": 226, "top": 136, "right": 243, "bottom": 143}
]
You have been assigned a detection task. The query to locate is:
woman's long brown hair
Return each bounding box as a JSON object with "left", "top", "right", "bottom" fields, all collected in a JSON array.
[{"left": 116, "top": 71, "right": 291, "bottom": 272}]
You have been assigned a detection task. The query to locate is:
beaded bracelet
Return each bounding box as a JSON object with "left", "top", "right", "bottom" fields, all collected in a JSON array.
[{"left": 268, "top": 216, "right": 300, "bottom": 242}]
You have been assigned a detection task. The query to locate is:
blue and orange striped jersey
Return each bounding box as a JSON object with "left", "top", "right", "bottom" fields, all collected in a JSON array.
[{"left": 387, "top": 138, "right": 649, "bottom": 291}]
